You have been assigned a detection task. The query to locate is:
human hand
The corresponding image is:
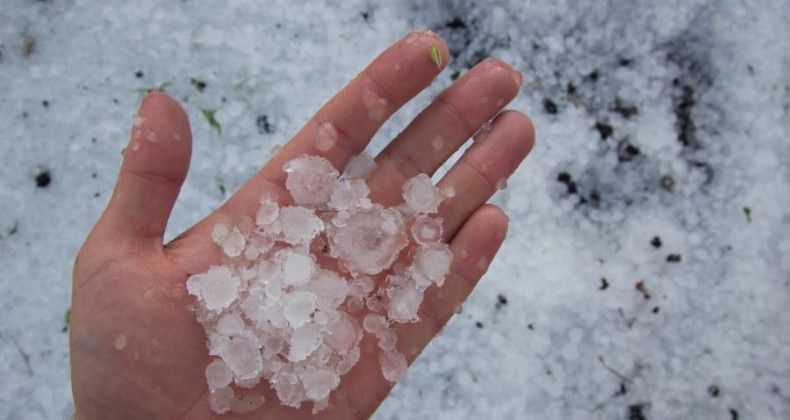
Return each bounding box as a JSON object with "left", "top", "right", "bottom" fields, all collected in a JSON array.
[{"left": 70, "top": 31, "right": 534, "bottom": 419}]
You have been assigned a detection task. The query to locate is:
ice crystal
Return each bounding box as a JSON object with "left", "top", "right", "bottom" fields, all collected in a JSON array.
[{"left": 188, "top": 153, "right": 453, "bottom": 414}]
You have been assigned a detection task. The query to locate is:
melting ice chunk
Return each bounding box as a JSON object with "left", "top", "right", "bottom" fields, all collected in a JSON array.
[
  {"left": 329, "top": 179, "right": 370, "bottom": 210},
  {"left": 308, "top": 270, "right": 349, "bottom": 310},
  {"left": 363, "top": 313, "right": 387, "bottom": 334},
  {"left": 301, "top": 369, "right": 340, "bottom": 401},
  {"left": 188, "top": 266, "right": 240, "bottom": 311},
  {"left": 323, "top": 313, "right": 359, "bottom": 354},
  {"left": 348, "top": 276, "right": 375, "bottom": 298},
  {"left": 403, "top": 174, "right": 440, "bottom": 214},
  {"left": 412, "top": 243, "right": 453, "bottom": 287},
  {"left": 217, "top": 312, "right": 245, "bottom": 337},
  {"left": 473, "top": 121, "right": 493, "bottom": 143},
  {"left": 289, "top": 323, "right": 323, "bottom": 362},
  {"left": 377, "top": 327, "right": 398, "bottom": 352},
  {"left": 211, "top": 223, "right": 229, "bottom": 243},
  {"left": 205, "top": 359, "right": 234, "bottom": 391},
  {"left": 272, "top": 370, "right": 307, "bottom": 408},
  {"left": 248, "top": 231, "right": 275, "bottom": 255},
  {"left": 380, "top": 350, "right": 407, "bottom": 382},
  {"left": 283, "top": 291, "right": 318, "bottom": 328},
  {"left": 386, "top": 281, "right": 423, "bottom": 323},
  {"left": 277, "top": 206, "right": 323, "bottom": 245},
  {"left": 326, "top": 207, "right": 408, "bottom": 275},
  {"left": 209, "top": 386, "right": 235, "bottom": 414},
  {"left": 442, "top": 186, "right": 456, "bottom": 199},
  {"left": 284, "top": 155, "right": 339, "bottom": 207},
  {"left": 220, "top": 337, "right": 263, "bottom": 381},
  {"left": 276, "top": 249, "right": 315, "bottom": 286},
  {"left": 410, "top": 215, "right": 443, "bottom": 245},
  {"left": 342, "top": 153, "right": 377, "bottom": 179},
  {"left": 256, "top": 195, "right": 280, "bottom": 226},
  {"left": 212, "top": 223, "right": 246, "bottom": 257}
]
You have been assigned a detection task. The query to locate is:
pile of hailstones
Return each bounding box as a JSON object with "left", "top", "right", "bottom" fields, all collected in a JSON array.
[{"left": 186, "top": 153, "right": 454, "bottom": 414}]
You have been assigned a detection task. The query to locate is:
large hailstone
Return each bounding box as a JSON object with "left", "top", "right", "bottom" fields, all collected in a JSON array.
[
  {"left": 326, "top": 207, "right": 408, "bottom": 275},
  {"left": 284, "top": 155, "right": 339, "bottom": 207},
  {"left": 402, "top": 173, "right": 440, "bottom": 214}
]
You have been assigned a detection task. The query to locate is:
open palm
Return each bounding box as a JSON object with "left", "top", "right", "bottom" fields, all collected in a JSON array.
[{"left": 70, "top": 32, "right": 534, "bottom": 420}]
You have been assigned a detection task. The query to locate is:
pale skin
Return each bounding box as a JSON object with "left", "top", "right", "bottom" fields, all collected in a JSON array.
[{"left": 71, "top": 32, "right": 535, "bottom": 419}]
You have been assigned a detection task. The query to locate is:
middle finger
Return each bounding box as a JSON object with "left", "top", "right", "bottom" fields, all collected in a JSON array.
[{"left": 368, "top": 58, "right": 523, "bottom": 206}]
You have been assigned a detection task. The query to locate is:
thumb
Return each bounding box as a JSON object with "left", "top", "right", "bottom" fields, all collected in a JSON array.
[{"left": 93, "top": 91, "right": 192, "bottom": 252}]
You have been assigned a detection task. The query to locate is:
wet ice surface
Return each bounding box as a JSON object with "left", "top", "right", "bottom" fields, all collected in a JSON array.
[
  {"left": 1, "top": 1, "right": 789, "bottom": 419},
  {"left": 187, "top": 155, "right": 451, "bottom": 414}
]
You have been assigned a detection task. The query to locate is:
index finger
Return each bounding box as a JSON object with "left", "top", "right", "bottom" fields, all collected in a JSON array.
[{"left": 257, "top": 31, "right": 449, "bottom": 186}]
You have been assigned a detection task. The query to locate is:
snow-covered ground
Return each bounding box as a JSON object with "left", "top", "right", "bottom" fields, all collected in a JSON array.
[{"left": 1, "top": 0, "right": 788, "bottom": 418}]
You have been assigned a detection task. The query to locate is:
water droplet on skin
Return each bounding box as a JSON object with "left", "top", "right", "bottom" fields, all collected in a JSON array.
[
  {"left": 442, "top": 186, "right": 456, "bottom": 200},
  {"left": 173, "top": 133, "right": 182, "bottom": 142},
  {"left": 362, "top": 86, "right": 388, "bottom": 121},
  {"left": 270, "top": 144, "right": 282, "bottom": 155},
  {"left": 314, "top": 122, "right": 339, "bottom": 153},
  {"left": 145, "top": 129, "right": 157, "bottom": 143},
  {"left": 431, "top": 136, "right": 443, "bottom": 150},
  {"left": 512, "top": 70, "right": 524, "bottom": 86},
  {"left": 133, "top": 114, "right": 145, "bottom": 128},
  {"left": 132, "top": 142, "right": 140, "bottom": 152},
  {"left": 473, "top": 122, "right": 493, "bottom": 143},
  {"left": 496, "top": 177, "right": 508, "bottom": 190},
  {"left": 453, "top": 304, "right": 463, "bottom": 314},
  {"left": 114, "top": 334, "right": 127, "bottom": 351},
  {"left": 496, "top": 98, "right": 505, "bottom": 107},
  {"left": 460, "top": 249, "right": 469, "bottom": 259},
  {"left": 478, "top": 257, "right": 489, "bottom": 271}
]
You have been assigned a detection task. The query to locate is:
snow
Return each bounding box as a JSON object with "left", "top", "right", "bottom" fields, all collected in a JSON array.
[{"left": 1, "top": 0, "right": 789, "bottom": 419}]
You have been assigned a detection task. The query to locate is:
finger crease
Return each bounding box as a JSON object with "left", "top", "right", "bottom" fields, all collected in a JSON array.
[
  {"left": 434, "top": 93, "right": 474, "bottom": 135},
  {"left": 381, "top": 147, "right": 426, "bottom": 183},
  {"left": 309, "top": 114, "right": 359, "bottom": 157},
  {"left": 125, "top": 167, "right": 183, "bottom": 190},
  {"left": 457, "top": 157, "right": 498, "bottom": 192},
  {"left": 360, "top": 70, "right": 399, "bottom": 110}
]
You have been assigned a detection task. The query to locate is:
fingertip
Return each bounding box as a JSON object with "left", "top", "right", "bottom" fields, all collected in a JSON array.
[
  {"left": 128, "top": 91, "right": 192, "bottom": 180},
  {"left": 495, "top": 110, "right": 536, "bottom": 151},
  {"left": 135, "top": 91, "right": 192, "bottom": 144},
  {"left": 477, "top": 204, "right": 510, "bottom": 244},
  {"left": 400, "top": 30, "right": 450, "bottom": 73}
]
